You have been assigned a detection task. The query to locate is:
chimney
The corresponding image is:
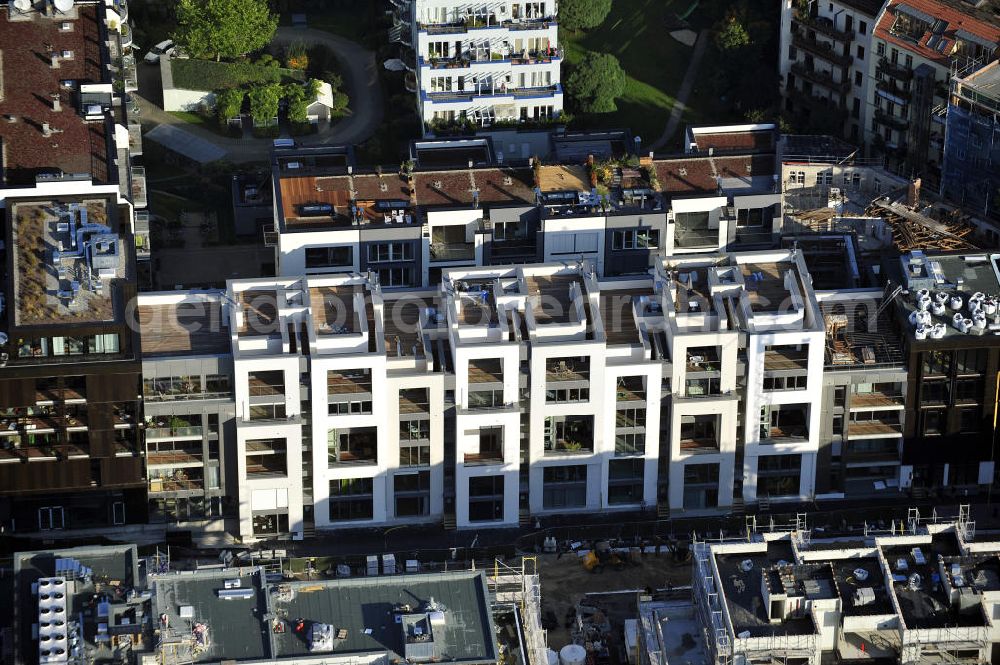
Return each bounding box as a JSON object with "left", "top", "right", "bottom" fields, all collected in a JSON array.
[
  {"left": 907, "top": 177, "right": 921, "bottom": 208},
  {"left": 51, "top": 93, "right": 61, "bottom": 112},
  {"left": 42, "top": 122, "right": 52, "bottom": 137},
  {"left": 50, "top": 52, "right": 60, "bottom": 69}
]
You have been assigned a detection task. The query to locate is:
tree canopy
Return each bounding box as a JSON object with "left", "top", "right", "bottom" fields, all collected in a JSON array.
[
  {"left": 215, "top": 87, "right": 245, "bottom": 125},
  {"left": 174, "top": 0, "right": 278, "bottom": 62},
  {"left": 247, "top": 83, "right": 281, "bottom": 125},
  {"left": 565, "top": 53, "right": 626, "bottom": 114},
  {"left": 558, "top": 0, "right": 611, "bottom": 31}
]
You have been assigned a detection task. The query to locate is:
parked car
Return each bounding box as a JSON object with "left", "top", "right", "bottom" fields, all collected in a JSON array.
[{"left": 144, "top": 39, "right": 174, "bottom": 64}]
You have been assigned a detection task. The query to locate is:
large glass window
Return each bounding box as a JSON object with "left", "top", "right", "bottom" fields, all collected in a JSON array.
[
  {"left": 305, "top": 246, "right": 353, "bottom": 269},
  {"left": 468, "top": 475, "right": 505, "bottom": 521},
  {"left": 542, "top": 465, "right": 587, "bottom": 509},
  {"left": 394, "top": 471, "right": 431, "bottom": 517},
  {"left": 757, "top": 455, "right": 802, "bottom": 497},
  {"left": 608, "top": 459, "right": 644, "bottom": 505},
  {"left": 329, "top": 478, "right": 374, "bottom": 521}
]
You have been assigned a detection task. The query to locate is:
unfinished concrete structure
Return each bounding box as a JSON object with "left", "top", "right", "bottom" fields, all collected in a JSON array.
[{"left": 691, "top": 507, "right": 998, "bottom": 665}]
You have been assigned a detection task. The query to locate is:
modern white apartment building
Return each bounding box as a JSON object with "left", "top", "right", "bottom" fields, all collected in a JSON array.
[
  {"left": 655, "top": 247, "right": 826, "bottom": 514},
  {"left": 393, "top": 0, "right": 563, "bottom": 130}
]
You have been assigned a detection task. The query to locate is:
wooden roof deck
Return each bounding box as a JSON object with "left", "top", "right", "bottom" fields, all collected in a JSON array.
[
  {"left": 526, "top": 275, "right": 583, "bottom": 325},
  {"left": 599, "top": 288, "right": 651, "bottom": 346},
  {"left": 384, "top": 296, "right": 435, "bottom": 358},
  {"left": 741, "top": 262, "right": 795, "bottom": 313},
  {"left": 138, "top": 302, "right": 230, "bottom": 356},
  {"left": 239, "top": 290, "right": 279, "bottom": 337},
  {"left": 310, "top": 285, "right": 362, "bottom": 335}
]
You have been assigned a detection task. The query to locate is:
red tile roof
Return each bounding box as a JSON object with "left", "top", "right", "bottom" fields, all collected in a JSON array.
[
  {"left": 0, "top": 5, "right": 112, "bottom": 186},
  {"left": 875, "top": 0, "right": 1000, "bottom": 66}
]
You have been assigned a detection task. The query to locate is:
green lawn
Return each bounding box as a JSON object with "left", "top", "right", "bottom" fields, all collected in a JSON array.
[
  {"left": 168, "top": 111, "right": 207, "bottom": 126},
  {"left": 561, "top": 0, "right": 747, "bottom": 146}
]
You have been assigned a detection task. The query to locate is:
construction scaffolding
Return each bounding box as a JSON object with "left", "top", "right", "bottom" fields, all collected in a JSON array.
[{"left": 488, "top": 557, "right": 547, "bottom": 665}]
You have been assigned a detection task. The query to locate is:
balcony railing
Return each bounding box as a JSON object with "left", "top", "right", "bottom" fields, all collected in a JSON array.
[
  {"left": 430, "top": 242, "right": 475, "bottom": 260},
  {"left": 420, "top": 16, "right": 555, "bottom": 34},
  {"left": 874, "top": 109, "right": 908, "bottom": 132},
  {"left": 680, "top": 438, "right": 720, "bottom": 454},
  {"left": 792, "top": 31, "right": 852, "bottom": 67},
  {"left": 849, "top": 392, "right": 904, "bottom": 410},
  {"left": 794, "top": 16, "right": 852, "bottom": 42},
  {"left": 146, "top": 425, "right": 203, "bottom": 439},
  {"left": 847, "top": 420, "right": 902, "bottom": 438},
  {"left": 876, "top": 79, "right": 911, "bottom": 101},
  {"left": 544, "top": 439, "right": 594, "bottom": 455},
  {"left": 425, "top": 84, "right": 559, "bottom": 102},
  {"left": 464, "top": 451, "right": 504, "bottom": 464},
  {"left": 790, "top": 62, "right": 850, "bottom": 94},
  {"left": 877, "top": 57, "right": 913, "bottom": 81},
  {"left": 149, "top": 477, "right": 203, "bottom": 493}
]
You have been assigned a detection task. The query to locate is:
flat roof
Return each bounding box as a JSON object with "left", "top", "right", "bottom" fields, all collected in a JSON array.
[
  {"left": 830, "top": 558, "right": 895, "bottom": 616},
  {"left": 271, "top": 571, "right": 497, "bottom": 663},
  {"left": 153, "top": 568, "right": 270, "bottom": 664},
  {"left": 138, "top": 300, "right": 230, "bottom": 356},
  {"left": 525, "top": 274, "right": 585, "bottom": 325},
  {"left": 599, "top": 287, "right": 653, "bottom": 346},
  {"left": 383, "top": 293, "right": 437, "bottom": 358},
  {"left": 716, "top": 544, "right": 817, "bottom": 638},
  {"left": 0, "top": 4, "right": 112, "bottom": 186},
  {"left": 690, "top": 129, "right": 775, "bottom": 154},
  {"left": 653, "top": 155, "right": 775, "bottom": 195},
  {"left": 9, "top": 196, "right": 128, "bottom": 326},
  {"left": 414, "top": 168, "right": 534, "bottom": 207},
  {"left": 536, "top": 165, "right": 588, "bottom": 194},
  {"left": 13, "top": 545, "right": 140, "bottom": 665}
]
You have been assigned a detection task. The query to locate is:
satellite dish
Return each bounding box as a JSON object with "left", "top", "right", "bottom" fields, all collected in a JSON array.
[
  {"left": 54, "top": 0, "right": 74, "bottom": 13},
  {"left": 13, "top": 0, "right": 31, "bottom": 12}
]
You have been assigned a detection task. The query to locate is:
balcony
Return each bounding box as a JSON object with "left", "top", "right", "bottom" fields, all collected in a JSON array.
[
  {"left": 467, "top": 389, "right": 509, "bottom": 410},
  {"left": 149, "top": 473, "right": 203, "bottom": 494},
  {"left": 249, "top": 374, "right": 285, "bottom": 397},
  {"left": 329, "top": 428, "right": 377, "bottom": 465},
  {"left": 134, "top": 210, "right": 151, "bottom": 261},
  {"left": 794, "top": 16, "right": 852, "bottom": 42},
  {"left": 875, "top": 79, "right": 911, "bottom": 102},
  {"left": 850, "top": 391, "right": 904, "bottom": 410},
  {"left": 464, "top": 450, "right": 504, "bottom": 464},
  {"left": 761, "top": 406, "right": 809, "bottom": 442},
  {"left": 400, "top": 421, "right": 430, "bottom": 442},
  {"left": 790, "top": 62, "right": 850, "bottom": 94},
  {"left": 425, "top": 84, "right": 560, "bottom": 103},
  {"left": 430, "top": 226, "right": 476, "bottom": 261},
  {"left": 327, "top": 370, "right": 372, "bottom": 395},
  {"left": 764, "top": 346, "right": 809, "bottom": 371},
  {"left": 544, "top": 416, "right": 595, "bottom": 455},
  {"left": 145, "top": 418, "right": 203, "bottom": 440},
  {"left": 468, "top": 359, "right": 503, "bottom": 384},
  {"left": 147, "top": 448, "right": 202, "bottom": 466},
  {"left": 792, "top": 31, "right": 852, "bottom": 67},
  {"left": 399, "top": 389, "right": 430, "bottom": 415},
  {"left": 615, "top": 410, "right": 645, "bottom": 429},
  {"left": 843, "top": 439, "right": 900, "bottom": 462},
  {"left": 420, "top": 16, "right": 554, "bottom": 34},
  {"left": 847, "top": 417, "right": 902, "bottom": 439},
  {"left": 35, "top": 385, "right": 86, "bottom": 403},
  {"left": 686, "top": 348, "right": 721, "bottom": 373},
  {"left": 130, "top": 165, "right": 147, "bottom": 209},
  {"left": 877, "top": 57, "right": 913, "bottom": 81},
  {"left": 615, "top": 378, "right": 645, "bottom": 403},
  {"left": 874, "top": 109, "right": 908, "bottom": 132},
  {"left": 614, "top": 436, "right": 645, "bottom": 456},
  {"left": 546, "top": 358, "right": 589, "bottom": 384}
]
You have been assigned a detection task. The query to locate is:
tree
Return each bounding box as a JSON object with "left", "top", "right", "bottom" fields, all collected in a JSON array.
[
  {"left": 565, "top": 53, "right": 625, "bottom": 114},
  {"left": 247, "top": 83, "right": 281, "bottom": 125},
  {"left": 174, "top": 0, "right": 277, "bottom": 62},
  {"left": 215, "top": 87, "right": 244, "bottom": 126},
  {"left": 284, "top": 83, "right": 310, "bottom": 124},
  {"left": 558, "top": 0, "right": 611, "bottom": 31},
  {"left": 715, "top": 15, "right": 751, "bottom": 51}
]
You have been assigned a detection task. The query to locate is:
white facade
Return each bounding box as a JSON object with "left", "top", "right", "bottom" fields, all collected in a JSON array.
[{"left": 407, "top": 0, "right": 564, "bottom": 128}]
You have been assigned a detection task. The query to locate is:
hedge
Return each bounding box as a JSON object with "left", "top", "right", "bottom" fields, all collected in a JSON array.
[{"left": 171, "top": 59, "right": 305, "bottom": 92}]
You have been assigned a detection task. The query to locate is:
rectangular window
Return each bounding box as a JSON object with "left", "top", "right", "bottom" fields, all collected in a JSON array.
[
  {"left": 608, "top": 459, "right": 644, "bottom": 505},
  {"left": 922, "top": 409, "right": 944, "bottom": 436},
  {"left": 860, "top": 21, "right": 867, "bottom": 35},
  {"left": 855, "top": 70, "right": 863, "bottom": 86},
  {"left": 856, "top": 45, "right": 864, "bottom": 60},
  {"left": 542, "top": 465, "right": 587, "bottom": 508},
  {"left": 612, "top": 229, "right": 660, "bottom": 250},
  {"left": 468, "top": 475, "right": 505, "bottom": 521},
  {"left": 329, "top": 478, "right": 374, "bottom": 521},
  {"left": 394, "top": 471, "right": 431, "bottom": 517},
  {"left": 305, "top": 246, "right": 353, "bottom": 268},
  {"left": 368, "top": 242, "right": 414, "bottom": 263}
]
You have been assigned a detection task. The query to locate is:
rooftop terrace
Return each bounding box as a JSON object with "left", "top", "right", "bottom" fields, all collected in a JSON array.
[
  {"left": 138, "top": 300, "right": 230, "bottom": 356},
  {"left": 10, "top": 198, "right": 127, "bottom": 326}
]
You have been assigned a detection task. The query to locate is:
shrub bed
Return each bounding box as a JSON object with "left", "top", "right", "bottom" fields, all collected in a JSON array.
[{"left": 171, "top": 59, "right": 304, "bottom": 91}]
